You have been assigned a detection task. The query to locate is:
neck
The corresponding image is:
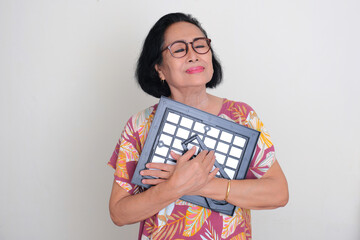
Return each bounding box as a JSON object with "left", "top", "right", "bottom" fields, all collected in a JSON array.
[{"left": 169, "top": 88, "right": 211, "bottom": 111}]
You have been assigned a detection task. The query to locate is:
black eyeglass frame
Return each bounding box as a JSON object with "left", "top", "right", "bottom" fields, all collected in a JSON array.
[{"left": 161, "top": 37, "right": 212, "bottom": 58}]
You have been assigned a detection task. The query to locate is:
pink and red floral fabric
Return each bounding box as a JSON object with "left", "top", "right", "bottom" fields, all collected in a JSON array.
[{"left": 108, "top": 99, "right": 275, "bottom": 240}]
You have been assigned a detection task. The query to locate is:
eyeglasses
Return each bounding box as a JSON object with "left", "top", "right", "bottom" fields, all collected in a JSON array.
[{"left": 162, "top": 37, "right": 211, "bottom": 58}]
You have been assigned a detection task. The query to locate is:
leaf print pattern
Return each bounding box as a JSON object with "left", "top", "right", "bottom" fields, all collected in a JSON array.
[
  {"left": 218, "top": 113, "right": 236, "bottom": 122},
  {"left": 221, "top": 211, "right": 242, "bottom": 238},
  {"left": 200, "top": 221, "right": 221, "bottom": 240},
  {"left": 115, "top": 180, "right": 132, "bottom": 192},
  {"left": 145, "top": 211, "right": 186, "bottom": 240},
  {"left": 247, "top": 111, "right": 272, "bottom": 148},
  {"left": 249, "top": 139, "right": 275, "bottom": 178},
  {"left": 133, "top": 106, "right": 155, "bottom": 150},
  {"left": 157, "top": 203, "right": 175, "bottom": 227},
  {"left": 114, "top": 151, "right": 129, "bottom": 179},
  {"left": 261, "top": 151, "right": 275, "bottom": 168},
  {"left": 108, "top": 99, "right": 276, "bottom": 239},
  {"left": 123, "top": 107, "right": 156, "bottom": 154},
  {"left": 175, "top": 199, "right": 197, "bottom": 207},
  {"left": 120, "top": 140, "right": 139, "bottom": 161},
  {"left": 230, "top": 232, "right": 247, "bottom": 240},
  {"left": 224, "top": 99, "right": 248, "bottom": 125},
  {"left": 242, "top": 208, "right": 251, "bottom": 236},
  {"left": 221, "top": 207, "right": 253, "bottom": 239},
  {"left": 183, "top": 206, "right": 211, "bottom": 237}
]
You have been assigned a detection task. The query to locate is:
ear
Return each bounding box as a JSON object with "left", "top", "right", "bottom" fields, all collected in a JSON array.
[{"left": 155, "top": 64, "right": 165, "bottom": 81}]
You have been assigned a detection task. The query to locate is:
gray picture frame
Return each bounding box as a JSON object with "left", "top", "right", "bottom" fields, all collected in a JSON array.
[{"left": 131, "top": 96, "right": 260, "bottom": 215}]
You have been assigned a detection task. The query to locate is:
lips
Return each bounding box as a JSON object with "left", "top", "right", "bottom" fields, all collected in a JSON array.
[{"left": 186, "top": 66, "right": 205, "bottom": 74}]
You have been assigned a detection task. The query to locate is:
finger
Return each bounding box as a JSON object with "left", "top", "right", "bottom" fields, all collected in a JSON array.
[
  {"left": 146, "top": 162, "right": 175, "bottom": 172},
  {"left": 142, "top": 178, "right": 166, "bottom": 185},
  {"left": 208, "top": 168, "right": 219, "bottom": 180},
  {"left": 178, "top": 146, "right": 197, "bottom": 163},
  {"left": 140, "top": 169, "right": 171, "bottom": 179},
  {"left": 203, "top": 151, "right": 216, "bottom": 171},
  {"left": 204, "top": 150, "right": 215, "bottom": 161},
  {"left": 193, "top": 149, "right": 209, "bottom": 162},
  {"left": 170, "top": 151, "right": 181, "bottom": 161}
]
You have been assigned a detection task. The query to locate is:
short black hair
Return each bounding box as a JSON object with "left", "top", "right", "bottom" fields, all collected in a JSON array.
[{"left": 136, "top": 12, "right": 223, "bottom": 98}]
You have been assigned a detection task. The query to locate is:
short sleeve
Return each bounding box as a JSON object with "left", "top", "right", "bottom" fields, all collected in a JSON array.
[
  {"left": 219, "top": 99, "right": 276, "bottom": 179},
  {"left": 242, "top": 104, "right": 276, "bottom": 179},
  {"left": 108, "top": 105, "right": 157, "bottom": 195}
]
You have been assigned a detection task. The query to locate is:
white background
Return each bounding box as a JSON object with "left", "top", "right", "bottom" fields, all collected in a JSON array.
[{"left": 1, "top": 0, "right": 359, "bottom": 239}]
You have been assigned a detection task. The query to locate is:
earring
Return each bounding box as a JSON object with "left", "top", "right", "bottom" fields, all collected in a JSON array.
[{"left": 161, "top": 79, "right": 166, "bottom": 84}]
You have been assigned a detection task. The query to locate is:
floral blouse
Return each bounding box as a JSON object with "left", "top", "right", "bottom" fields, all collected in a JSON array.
[{"left": 108, "top": 99, "right": 275, "bottom": 240}]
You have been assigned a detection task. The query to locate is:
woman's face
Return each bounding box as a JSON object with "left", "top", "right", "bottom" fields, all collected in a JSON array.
[{"left": 155, "top": 22, "right": 214, "bottom": 92}]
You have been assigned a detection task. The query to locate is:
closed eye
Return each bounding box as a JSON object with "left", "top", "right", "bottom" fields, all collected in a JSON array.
[{"left": 174, "top": 48, "right": 186, "bottom": 53}]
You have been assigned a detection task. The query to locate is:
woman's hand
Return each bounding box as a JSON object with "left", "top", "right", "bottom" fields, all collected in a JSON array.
[
  {"left": 140, "top": 147, "right": 219, "bottom": 196},
  {"left": 141, "top": 162, "right": 175, "bottom": 185},
  {"left": 167, "top": 147, "right": 218, "bottom": 196}
]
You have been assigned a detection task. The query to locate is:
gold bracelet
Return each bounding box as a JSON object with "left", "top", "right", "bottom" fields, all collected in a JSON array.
[{"left": 224, "top": 180, "right": 231, "bottom": 202}]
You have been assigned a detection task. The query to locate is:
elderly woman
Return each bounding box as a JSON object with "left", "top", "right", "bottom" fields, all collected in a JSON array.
[{"left": 108, "top": 12, "right": 288, "bottom": 240}]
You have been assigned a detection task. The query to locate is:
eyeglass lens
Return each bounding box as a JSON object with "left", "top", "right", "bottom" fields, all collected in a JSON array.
[{"left": 170, "top": 38, "right": 210, "bottom": 58}]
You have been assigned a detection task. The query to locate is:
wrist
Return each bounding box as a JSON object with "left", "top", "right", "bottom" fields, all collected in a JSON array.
[
  {"left": 196, "top": 177, "right": 220, "bottom": 197},
  {"left": 159, "top": 178, "right": 184, "bottom": 200},
  {"left": 198, "top": 178, "right": 229, "bottom": 200}
]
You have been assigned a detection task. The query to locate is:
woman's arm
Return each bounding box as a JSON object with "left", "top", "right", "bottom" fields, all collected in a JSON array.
[
  {"left": 143, "top": 153, "right": 288, "bottom": 210},
  {"left": 109, "top": 148, "right": 218, "bottom": 226},
  {"left": 109, "top": 178, "right": 179, "bottom": 226},
  {"left": 198, "top": 160, "right": 289, "bottom": 209}
]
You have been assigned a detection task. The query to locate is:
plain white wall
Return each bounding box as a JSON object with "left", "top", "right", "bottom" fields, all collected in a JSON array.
[{"left": 1, "top": 0, "right": 359, "bottom": 239}]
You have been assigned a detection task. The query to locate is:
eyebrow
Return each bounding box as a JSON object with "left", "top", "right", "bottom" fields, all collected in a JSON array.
[{"left": 166, "top": 36, "right": 206, "bottom": 44}]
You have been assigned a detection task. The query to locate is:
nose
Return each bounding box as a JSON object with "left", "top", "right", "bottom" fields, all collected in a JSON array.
[{"left": 187, "top": 43, "right": 199, "bottom": 62}]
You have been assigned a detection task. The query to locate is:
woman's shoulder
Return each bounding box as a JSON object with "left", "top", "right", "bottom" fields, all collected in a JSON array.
[
  {"left": 130, "top": 103, "right": 158, "bottom": 121},
  {"left": 216, "top": 98, "right": 260, "bottom": 127},
  {"left": 129, "top": 104, "right": 158, "bottom": 122},
  {"left": 123, "top": 103, "right": 158, "bottom": 131},
  {"left": 221, "top": 98, "right": 256, "bottom": 114}
]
